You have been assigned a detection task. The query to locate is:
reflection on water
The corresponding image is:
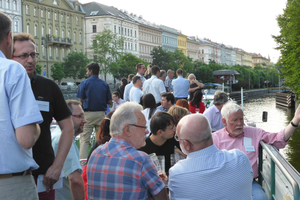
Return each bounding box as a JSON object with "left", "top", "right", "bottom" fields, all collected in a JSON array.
[{"left": 243, "top": 95, "right": 300, "bottom": 172}]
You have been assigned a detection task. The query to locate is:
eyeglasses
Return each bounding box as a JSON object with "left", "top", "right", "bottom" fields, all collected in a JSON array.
[
  {"left": 174, "top": 133, "right": 194, "bottom": 146},
  {"left": 167, "top": 125, "right": 176, "bottom": 131},
  {"left": 128, "top": 124, "right": 148, "bottom": 132},
  {"left": 72, "top": 114, "right": 86, "bottom": 120},
  {"left": 13, "top": 52, "right": 39, "bottom": 60}
]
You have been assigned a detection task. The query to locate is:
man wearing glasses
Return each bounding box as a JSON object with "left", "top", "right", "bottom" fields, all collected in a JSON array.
[
  {"left": 12, "top": 33, "right": 74, "bottom": 200},
  {"left": 169, "top": 114, "right": 253, "bottom": 199},
  {"left": 87, "top": 102, "right": 167, "bottom": 200},
  {"left": 51, "top": 100, "right": 86, "bottom": 200}
]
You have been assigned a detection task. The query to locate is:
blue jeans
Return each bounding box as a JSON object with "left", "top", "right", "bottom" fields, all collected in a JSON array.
[{"left": 252, "top": 180, "right": 268, "bottom": 200}]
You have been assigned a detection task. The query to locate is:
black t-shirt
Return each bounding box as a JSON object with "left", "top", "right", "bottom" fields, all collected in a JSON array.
[
  {"left": 31, "top": 74, "right": 71, "bottom": 177},
  {"left": 189, "top": 83, "right": 201, "bottom": 101},
  {"left": 138, "top": 136, "right": 180, "bottom": 175}
]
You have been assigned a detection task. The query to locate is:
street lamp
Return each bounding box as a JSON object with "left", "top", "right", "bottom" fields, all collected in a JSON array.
[{"left": 41, "top": 37, "right": 48, "bottom": 78}]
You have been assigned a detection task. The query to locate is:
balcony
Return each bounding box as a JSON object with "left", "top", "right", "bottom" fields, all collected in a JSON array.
[{"left": 46, "top": 34, "right": 73, "bottom": 47}]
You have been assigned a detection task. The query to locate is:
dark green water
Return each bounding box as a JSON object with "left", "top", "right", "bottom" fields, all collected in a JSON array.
[{"left": 243, "top": 95, "right": 300, "bottom": 172}]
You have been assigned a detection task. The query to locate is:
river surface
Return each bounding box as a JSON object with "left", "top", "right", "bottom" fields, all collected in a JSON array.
[{"left": 243, "top": 94, "right": 300, "bottom": 172}]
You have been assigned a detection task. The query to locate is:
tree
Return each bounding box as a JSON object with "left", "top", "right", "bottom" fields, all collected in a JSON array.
[
  {"left": 62, "top": 52, "right": 90, "bottom": 82},
  {"left": 51, "top": 62, "right": 65, "bottom": 84},
  {"left": 273, "top": 0, "right": 300, "bottom": 96},
  {"left": 90, "top": 29, "right": 124, "bottom": 81},
  {"left": 151, "top": 46, "right": 173, "bottom": 71},
  {"left": 36, "top": 63, "right": 42, "bottom": 75}
]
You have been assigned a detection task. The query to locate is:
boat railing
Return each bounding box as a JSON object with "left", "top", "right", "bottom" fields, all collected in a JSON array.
[{"left": 258, "top": 141, "right": 300, "bottom": 200}]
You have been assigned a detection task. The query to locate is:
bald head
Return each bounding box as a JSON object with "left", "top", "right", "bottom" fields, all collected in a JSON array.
[{"left": 177, "top": 114, "right": 213, "bottom": 152}]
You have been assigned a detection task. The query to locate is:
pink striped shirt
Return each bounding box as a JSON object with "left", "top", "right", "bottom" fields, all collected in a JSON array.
[{"left": 213, "top": 126, "right": 288, "bottom": 178}]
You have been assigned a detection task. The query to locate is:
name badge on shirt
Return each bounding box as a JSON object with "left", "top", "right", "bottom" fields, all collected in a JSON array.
[
  {"left": 36, "top": 100, "right": 49, "bottom": 112},
  {"left": 244, "top": 137, "right": 255, "bottom": 152}
]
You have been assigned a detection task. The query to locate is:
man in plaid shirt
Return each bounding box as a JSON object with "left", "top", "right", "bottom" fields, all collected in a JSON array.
[{"left": 87, "top": 102, "right": 167, "bottom": 200}]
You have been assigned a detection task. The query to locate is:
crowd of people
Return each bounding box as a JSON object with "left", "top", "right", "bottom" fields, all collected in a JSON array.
[{"left": 2, "top": 11, "right": 300, "bottom": 200}]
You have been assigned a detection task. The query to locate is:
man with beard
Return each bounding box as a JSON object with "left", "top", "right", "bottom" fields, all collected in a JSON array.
[
  {"left": 51, "top": 100, "right": 86, "bottom": 200},
  {"left": 169, "top": 114, "right": 253, "bottom": 200},
  {"left": 213, "top": 102, "right": 300, "bottom": 200}
]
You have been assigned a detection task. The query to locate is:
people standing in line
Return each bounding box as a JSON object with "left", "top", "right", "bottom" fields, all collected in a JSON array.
[
  {"left": 172, "top": 69, "right": 190, "bottom": 103},
  {"left": 87, "top": 102, "right": 167, "bottom": 200},
  {"left": 188, "top": 73, "right": 204, "bottom": 101},
  {"left": 213, "top": 102, "right": 300, "bottom": 200},
  {"left": 129, "top": 76, "right": 143, "bottom": 104},
  {"left": 169, "top": 114, "right": 253, "bottom": 199},
  {"left": 76, "top": 62, "right": 112, "bottom": 160},
  {"left": 144, "top": 64, "right": 152, "bottom": 79},
  {"left": 141, "top": 93, "right": 158, "bottom": 135},
  {"left": 189, "top": 90, "right": 206, "bottom": 114},
  {"left": 157, "top": 92, "right": 175, "bottom": 112},
  {"left": 165, "top": 69, "right": 174, "bottom": 92},
  {"left": 0, "top": 12, "right": 43, "bottom": 200},
  {"left": 111, "top": 91, "right": 126, "bottom": 111},
  {"left": 51, "top": 100, "right": 86, "bottom": 200},
  {"left": 143, "top": 66, "right": 166, "bottom": 105},
  {"left": 13, "top": 32, "right": 74, "bottom": 199},
  {"left": 135, "top": 63, "right": 146, "bottom": 84},
  {"left": 203, "top": 90, "right": 228, "bottom": 132},
  {"left": 124, "top": 74, "right": 134, "bottom": 102},
  {"left": 116, "top": 78, "right": 127, "bottom": 99}
]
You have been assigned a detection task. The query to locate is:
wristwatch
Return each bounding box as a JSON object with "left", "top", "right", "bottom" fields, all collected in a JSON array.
[{"left": 291, "top": 121, "right": 298, "bottom": 128}]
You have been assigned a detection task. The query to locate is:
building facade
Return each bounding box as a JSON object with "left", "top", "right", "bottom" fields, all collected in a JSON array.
[
  {"left": 160, "top": 25, "right": 179, "bottom": 53},
  {"left": 23, "top": 0, "right": 85, "bottom": 78},
  {"left": 178, "top": 33, "right": 187, "bottom": 56},
  {"left": 252, "top": 53, "right": 271, "bottom": 68},
  {"left": 187, "top": 36, "right": 201, "bottom": 61},
  {"left": 198, "top": 38, "right": 221, "bottom": 64},
  {"left": 0, "top": 0, "right": 22, "bottom": 33}
]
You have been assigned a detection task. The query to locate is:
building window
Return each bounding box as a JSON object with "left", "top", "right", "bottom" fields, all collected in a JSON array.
[
  {"left": 92, "top": 25, "right": 96, "bottom": 33},
  {"left": 118, "top": 27, "right": 120, "bottom": 34},
  {"left": 125, "top": 28, "right": 126, "bottom": 36},
  {"left": 41, "top": 10, "right": 44, "bottom": 18},
  {"left": 74, "top": 32, "right": 76, "bottom": 43},
  {"left": 61, "top": 14, "right": 63, "bottom": 22},
  {"left": 135, "top": 43, "right": 137, "bottom": 51},
  {"left": 34, "top": 7, "right": 36, "bottom": 16},
  {"left": 68, "top": 31, "right": 70, "bottom": 38},
  {"left": 124, "top": 42, "right": 127, "bottom": 49},
  {"left": 128, "top": 29, "right": 129, "bottom": 36},
  {"left": 122, "top": 28, "right": 123, "bottom": 35},
  {"left": 42, "top": 26, "right": 44, "bottom": 37},
  {"left": 48, "top": 11, "right": 51, "bottom": 19},
  {"left": 55, "top": 12, "right": 57, "bottom": 20},
  {"left": 34, "top": 25, "right": 37, "bottom": 37},
  {"left": 42, "top": 46, "right": 45, "bottom": 57},
  {"left": 131, "top": 43, "right": 132, "bottom": 50},
  {"left": 61, "top": 30, "right": 64, "bottom": 38},
  {"left": 135, "top": 30, "right": 136, "bottom": 37},
  {"left": 76, "top": 16, "right": 78, "bottom": 25},
  {"left": 49, "top": 27, "right": 51, "bottom": 35},
  {"left": 131, "top": 30, "right": 132, "bottom": 37},
  {"left": 0, "top": 0, "right": 2, "bottom": 8},
  {"left": 56, "top": 48, "right": 58, "bottom": 58},
  {"left": 49, "top": 47, "right": 52, "bottom": 57},
  {"left": 114, "top": 25, "right": 116, "bottom": 33},
  {"left": 13, "top": 0, "right": 16, "bottom": 10},
  {"left": 62, "top": 49, "right": 64, "bottom": 58},
  {"left": 26, "top": 5, "right": 29, "bottom": 14},
  {"left": 67, "top": 16, "right": 70, "bottom": 23},
  {"left": 26, "top": 24, "right": 29, "bottom": 33},
  {"left": 55, "top": 28, "right": 58, "bottom": 36},
  {"left": 14, "top": 21, "right": 18, "bottom": 32},
  {"left": 79, "top": 33, "right": 82, "bottom": 43}
]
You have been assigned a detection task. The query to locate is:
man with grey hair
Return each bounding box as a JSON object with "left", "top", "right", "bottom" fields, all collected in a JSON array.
[
  {"left": 213, "top": 102, "right": 300, "bottom": 200},
  {"left": 87, "top": 102, "right": 167, "bottom": 200},
  {"left": 159, "top": 70, "right": 167, "bottom": 82},
  {"left": 165, "top": 69, "right": 174, "bottom": 92},
  {"left": 203, "top": 90, "right": 228, "bottom": 132},
  {"left": 0, "top": 12, "right": 43, "bottom": 199},
  {"left": 169, "top": 114, "right": 253, "bottom": 199}
]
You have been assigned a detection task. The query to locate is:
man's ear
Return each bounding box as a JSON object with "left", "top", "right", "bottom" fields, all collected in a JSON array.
[
  {"left": 183, "top": 140, "right": 191, "bottom": 152},
  {"left": 221, "top": 118, "right": 227, "bottom": 126},
  {"left": 156, "top": 129, "right": 163, "bottom": 136},
  {"left": 123, "top": 124, "right": 131, "bottom": 137}
]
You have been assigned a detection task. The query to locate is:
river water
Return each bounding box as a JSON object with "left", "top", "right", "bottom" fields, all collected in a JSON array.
[{"left": 243, "top": 94, "right": 300, "bottom": 172}]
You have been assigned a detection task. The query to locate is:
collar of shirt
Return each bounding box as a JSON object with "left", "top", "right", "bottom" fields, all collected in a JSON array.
[
  {"left": 0, "top": 50, "right": 5, "bottom": 58},
  {"left": 212, "top": 105, "right": 220, "bottom": 113},
  {"left": 89, "top": 75, "right": 99, "bottom": 80},
  {"left": 110, "top": 137, "right": 133, "bottom": 147},
  {"left": 187, "top": 144, "right": 219, "bottom": 159}
]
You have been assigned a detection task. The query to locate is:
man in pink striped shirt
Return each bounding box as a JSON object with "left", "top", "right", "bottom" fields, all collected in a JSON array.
[{"left": 213, "top": 102, "right": 300, "bottom": 200}]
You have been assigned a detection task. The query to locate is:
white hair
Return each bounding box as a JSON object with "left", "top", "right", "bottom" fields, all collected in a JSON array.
[
  {"left": 221, "top": 102, "right": 243, "bottom": 121},
  {"left": 110, "top": 102, "right": 143, "bottom": 136},
  {"left": 188, "top": 74, "right": 196, "bottom": 81}
]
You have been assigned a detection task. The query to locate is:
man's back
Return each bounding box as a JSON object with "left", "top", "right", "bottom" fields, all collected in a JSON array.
[
  {"left": 87, "top": 138, "right": 164, "bottom": 200},
  {"left": 124, "top": 82, "right": 133, "bottom": 101},
  {"left": 168, "top": 145, "right": 253, "bottom": 200},
  {"left": 172, "top": 77, "right": 190, "bottom": 98}
]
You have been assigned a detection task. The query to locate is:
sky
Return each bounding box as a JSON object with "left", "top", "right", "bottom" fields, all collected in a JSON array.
[{"left": 78, "top": 0, "right": 287, "bottom": 63}]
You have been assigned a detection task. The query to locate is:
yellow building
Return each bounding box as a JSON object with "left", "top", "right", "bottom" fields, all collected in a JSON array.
[
  {"left": 178, "top": 34, "right": 187, "bottom": 56},
  {"left": 244, "top": 51, "right": 253, "bottom": 67},
  {"left": 252, "top": 53, "right": 271, "bottom": 68}
]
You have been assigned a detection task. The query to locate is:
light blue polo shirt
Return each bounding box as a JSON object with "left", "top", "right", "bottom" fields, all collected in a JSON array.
[{"left": 171, "top": 76, "right": 190, "bottom": 98}]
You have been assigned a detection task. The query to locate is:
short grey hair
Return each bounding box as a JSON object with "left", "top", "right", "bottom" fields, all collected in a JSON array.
[
  {"left": 159, "top": 70, "right": 166, "bottom": 78},
  {"left": 221, "top": 102, "right": 243, "bottom": 121},
  {"left": 167, "top": 69, "right": 174, "bottom": 75},
  {"left": 110, "top": 102, "right": 143, "bottom": 136},
  {"left": 213, "top": 90, "right": 228, "bottom": 105},
  {"left": 188, "top": 74, "right": 196, "bottom": 81}
]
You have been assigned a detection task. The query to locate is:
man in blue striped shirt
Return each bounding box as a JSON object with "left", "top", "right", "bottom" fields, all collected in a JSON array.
[{"left": 169, "top": 114, "right": 253, "bottom": 200}]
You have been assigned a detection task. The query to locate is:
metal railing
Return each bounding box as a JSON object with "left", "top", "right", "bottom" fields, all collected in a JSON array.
[{"left": 259, "top": 141, "right": 300, "bottom": 200}]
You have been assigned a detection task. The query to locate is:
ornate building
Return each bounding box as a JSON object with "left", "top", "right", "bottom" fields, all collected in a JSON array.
[
  {"left": 187, "top": 36, "right": 201, "bottom": 61},
  {"left": 0, "top": 0, "right": 22, "bottom": 33},
  {"left": 160, "top": 25, "right": 179, "bottom": 53},
  {"left": 22, "top": 0, "right": 85, "bottom": 78}
]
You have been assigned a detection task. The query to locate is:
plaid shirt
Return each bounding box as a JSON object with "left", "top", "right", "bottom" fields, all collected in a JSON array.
[
  {"left": 164, "top": 76, "right": 173, "bottom": 92},
  {"left": 87, "top": 137, "right": 164, "bottom": 200}
]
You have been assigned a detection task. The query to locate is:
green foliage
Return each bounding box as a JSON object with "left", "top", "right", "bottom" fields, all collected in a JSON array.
[
  {"left": 51, "top": 62, "right": 65, "bottom": 83},
  {"left": 36, "top": 63, "right": 42, "bottom": 75},
  {"left": 273, "top": 0, "right": 300, "bottom": 95},
  {"left": 90, "top": 29, "right": 124, "bottom": 81},
  {"left": 62, "top": 52, "right": 90, "bottom": 82}
]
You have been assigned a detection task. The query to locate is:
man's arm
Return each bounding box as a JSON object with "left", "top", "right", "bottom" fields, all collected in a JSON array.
[
  {"left": 43, "top": 117, "right": 74, "bottom": 191},
  {"left": 188, "top": 81, "right": 204, "bottom": 93},
  {"left": 15, "top": 123, "right": 40, "bottom": 149},
  {"left": 78, "top": 98, "right": 83, "bottom": 105},
  {"left": 68, "top": 170, "right": 85, "bottom": 200},
  {"left": 284, "top": 105, "right": 300, "bottom": 141},
  {"left": 152, "top": 188, "right": 168, "bottom": 200}
]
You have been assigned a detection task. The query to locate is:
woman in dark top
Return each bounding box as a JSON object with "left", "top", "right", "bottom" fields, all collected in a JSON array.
[
  {"left": 116, "top": 78, "right": 128, "bottom": 99},
  {"left": 189, "top": 90, "right": 206, "bottom": 114}
]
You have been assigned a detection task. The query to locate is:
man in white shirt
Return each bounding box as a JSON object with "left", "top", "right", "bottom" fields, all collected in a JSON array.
[
  {"left": 124, "top": 74, "right": 134, "bottom": 102},
  {"left": 143, "top": 66, "right": 166, "bottom": 105},
  {"left": 135, "top": 63, "right": 146, "bottom": 83},
  {"left": 129, "top": 76, "right": 143, "bottom": 103}
]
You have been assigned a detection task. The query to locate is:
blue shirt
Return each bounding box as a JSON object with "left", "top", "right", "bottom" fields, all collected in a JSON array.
[
  {"left": 171, "top": 76, "right": 190, "bottom": 98},
  {"left": 123, "top": 82, "right": 133, "bottom": 101},
  {"left": 203, "top": 105, "right": 224, "bottom": 132},
  {"left": 87, "top": 138, "right": 164, "bottom": 200},
  {"left": 157, "top": 105, "right": 168, "bottom": 112},
  {"left": 169, "top": 145, "right": 253, "bottom": 200},
  {"left": 77, "top": 75, "right": 112, "bottom": 111},
  {"left": 0, "top": 50, "right": 43, "bottom": 174},
  {"left": 51, "top": 127, "right": 82, "bottom": 200}
]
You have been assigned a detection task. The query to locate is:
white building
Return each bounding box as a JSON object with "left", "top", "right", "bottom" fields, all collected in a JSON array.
[{"left": 0, "top": 0, "right": 22, "bottom": 33}]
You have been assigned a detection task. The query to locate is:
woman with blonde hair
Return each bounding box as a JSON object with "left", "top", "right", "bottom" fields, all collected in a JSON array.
[{"left": 168, "top": 105, "right": 190, "bottom": 126}]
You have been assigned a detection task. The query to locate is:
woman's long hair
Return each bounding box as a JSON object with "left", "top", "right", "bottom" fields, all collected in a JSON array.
[
  {"left": 191, "top": 90, "right": 203, "bottom": 107},
  {"left": 96, "top": 111, "right": 114, "bottom": 145},
  {"left": 142, "top": 93, "right": 157, "bottom": 120}
]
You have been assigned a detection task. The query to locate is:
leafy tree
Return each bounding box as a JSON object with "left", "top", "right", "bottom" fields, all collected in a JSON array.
[
  {"left": 51, "top": 62, "right": 65, "bottom": 84},
  {"left": 90, "top": 29, "right": 124, "bottom": 81},
  {"left": 273, "top": 0, "right": 300, "bottom": 96},
  {"left": 62, "top": 52, "right": 90, "bottom": 82},
  {"left": 36, "top": 63, "right": 42, "bottom": 75},
  {"left": 151, "top": 46, "right": 173, "bottom": 71}
]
